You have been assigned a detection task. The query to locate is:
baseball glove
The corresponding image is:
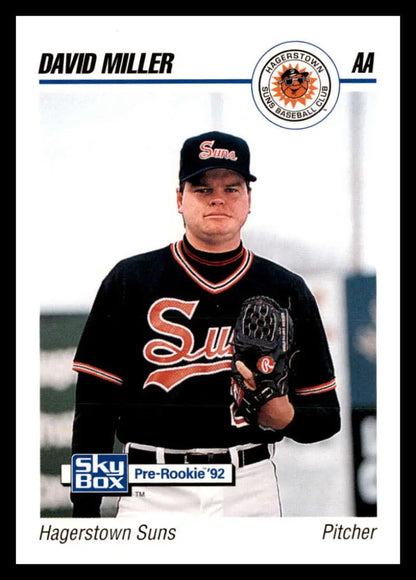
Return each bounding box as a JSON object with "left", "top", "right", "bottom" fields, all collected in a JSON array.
[{"left": 230, "top": 296, "right": 294, "bottom": 424}]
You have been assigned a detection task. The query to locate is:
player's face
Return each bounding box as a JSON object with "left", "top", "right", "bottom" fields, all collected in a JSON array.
[{"left": 176, "top": 169, "right": 251, "bottom": 252}]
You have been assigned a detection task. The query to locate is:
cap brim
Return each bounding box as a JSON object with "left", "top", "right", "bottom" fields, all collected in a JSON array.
[{"left": 180, "top": 166, "right": 257, "bottom": 183}]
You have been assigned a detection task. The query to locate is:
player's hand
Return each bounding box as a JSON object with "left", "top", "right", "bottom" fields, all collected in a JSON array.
[
  {"left": 257, "top": 397, "right": 294, "bottom": 430},
  {"left": 235, "top": 360, "right": 294, "bottom": 430},
  {"left": 235, "top": 360, "right": 257, "bottom": 390}
]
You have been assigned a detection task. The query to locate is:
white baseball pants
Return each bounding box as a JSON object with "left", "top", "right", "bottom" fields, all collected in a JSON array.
[{"left": 116, "top": 443, "right": 282, "bottom": 517}]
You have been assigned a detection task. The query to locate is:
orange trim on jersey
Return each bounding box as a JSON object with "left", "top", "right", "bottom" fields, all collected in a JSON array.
[
  {"left": 143, "top": 360, "right": 232, "bottom": 392},
  {"left": 230, "top": 402, "right": 249, "bottom": 428},
  {"left": 170, "top": 241, "right": 253, "bottom": 294},
  {"left": 295, "top": 378, "right": 336, "bottom": 396},
  {"left": 182, "top": 242, "right": 245, "bottom": 267},
  {"left": 73, "top": 361, "right": 123, "bottom": 385}
]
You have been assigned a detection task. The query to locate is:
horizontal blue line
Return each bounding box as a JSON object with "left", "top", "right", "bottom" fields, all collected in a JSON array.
[
  {"left": 39, "top": 77, "right": 376, "bottom": 85},
  {"left": 340, "top": 78, "right": 376, "bottom": 84}
]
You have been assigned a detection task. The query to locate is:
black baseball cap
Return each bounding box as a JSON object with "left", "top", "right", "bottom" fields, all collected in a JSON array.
[{"left": 179, "top": 131, "right": 257, "bottom": 184}]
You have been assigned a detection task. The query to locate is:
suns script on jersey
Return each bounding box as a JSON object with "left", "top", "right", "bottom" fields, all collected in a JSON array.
[{"left": 142, "top": 298, "right": 233, "bottom": 392}]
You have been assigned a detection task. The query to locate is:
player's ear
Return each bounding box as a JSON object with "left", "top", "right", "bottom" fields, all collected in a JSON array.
[{"left": 176, "top": 187, "right": 184, "bottom": 214}]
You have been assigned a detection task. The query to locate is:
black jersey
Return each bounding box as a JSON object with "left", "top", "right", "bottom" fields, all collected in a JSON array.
[{"left": 72, "top": 238, "right": 340, "bottom": 454}]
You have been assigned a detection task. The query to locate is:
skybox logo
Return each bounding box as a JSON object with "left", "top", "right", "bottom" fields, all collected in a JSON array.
[
  {"left": 71, "top": 454, "right": 128, "bottom": 493},
  {"left": 251, "top": 41, "right": 340, "bottom": 129}
]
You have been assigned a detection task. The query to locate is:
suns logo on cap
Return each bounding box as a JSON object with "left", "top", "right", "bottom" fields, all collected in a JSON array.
[
  {"left": 251, "top": 41, "right": 340, "bottom": 130},
  {"left": 199, "top": 140, "right": 238, "bottom": 161}
]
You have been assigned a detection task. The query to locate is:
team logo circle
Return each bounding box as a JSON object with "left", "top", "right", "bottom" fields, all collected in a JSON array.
[
  {"left": 257, "top": 356, "right": 275, "bottom": 374},
  {"left": 251, "top": 41, "right": 340, "bottom": 129}
]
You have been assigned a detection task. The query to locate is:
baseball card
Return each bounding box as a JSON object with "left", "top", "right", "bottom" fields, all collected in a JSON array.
[{"left": 15, "top": 13, "right": 401, "bottom": 565}]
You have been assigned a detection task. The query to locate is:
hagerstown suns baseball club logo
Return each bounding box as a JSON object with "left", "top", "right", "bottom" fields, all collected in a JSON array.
[{"left": 251, "top": 41, "right": 340, "bottom": 129}]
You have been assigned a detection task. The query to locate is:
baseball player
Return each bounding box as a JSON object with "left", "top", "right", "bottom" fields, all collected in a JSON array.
[{"left": 71, "top": 131, "right": 340, "bottom": 517}]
